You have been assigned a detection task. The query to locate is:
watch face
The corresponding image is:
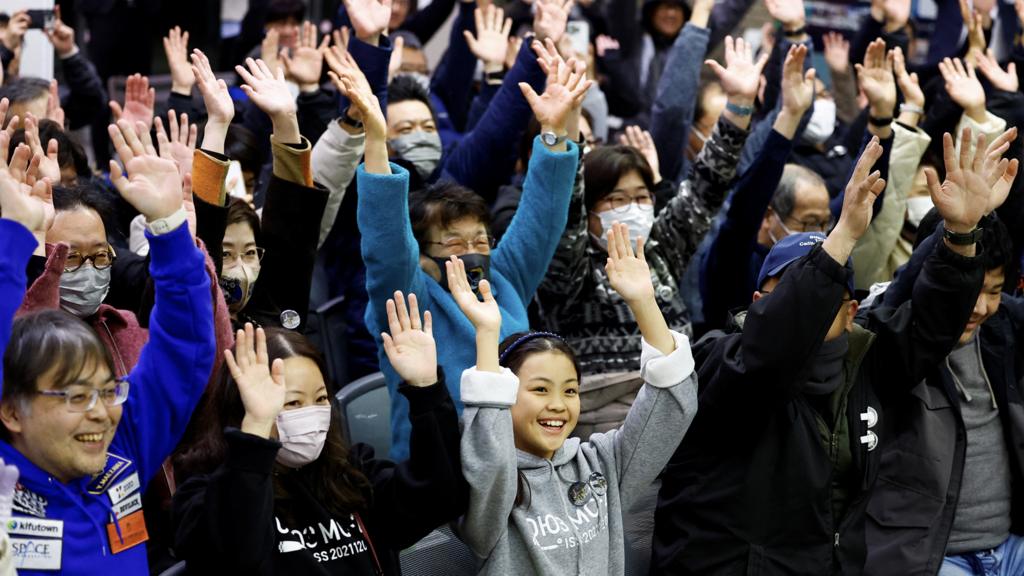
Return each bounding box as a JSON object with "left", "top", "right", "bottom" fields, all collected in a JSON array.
[{"left": 542, "top": 133, "right": 556, "bottom": 146}]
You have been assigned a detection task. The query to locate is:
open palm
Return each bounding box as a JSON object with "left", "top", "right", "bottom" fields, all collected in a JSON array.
[
  {"left": 605, "top": 223, "right": 655, "bottom": 304},
  {"left": 927, "top": 129, "right": 991, "bottom": 231},
  {"left": 344, "top": 0, "right": 391, "bottom": 39},
  {"left": 227, "top": 324, "right": 287, "bottom": 428},
  {"left": 706, "top": 36, "right": 768, "bottom": 102},
  {"left": 447, "top": 256, "right": 502, "bottom": 334},
  {"left": 381, "top": 291, "right": 437, "bottom": 387}
]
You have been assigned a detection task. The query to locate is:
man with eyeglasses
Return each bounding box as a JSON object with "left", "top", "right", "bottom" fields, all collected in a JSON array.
[{"left": 0, "top": 127, "right": 215, "bottom": 574}]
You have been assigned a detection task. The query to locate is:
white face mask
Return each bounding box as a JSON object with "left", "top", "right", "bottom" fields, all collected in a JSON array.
[
  {"left": 803, "top": 99, "right": 836, "bottom": 145},
  {"left": 593, "top": 203, "right": 656, "bottom": 249},
  {"left": 275, "top": 404, "right": 333, "bottom": 468},
  {"left": 905, "top": 196, "right": 934, "bottom": 228}
]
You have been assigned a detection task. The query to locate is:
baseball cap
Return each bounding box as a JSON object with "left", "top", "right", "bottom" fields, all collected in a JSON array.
[{"left": 756, "top": 232, "right": 855, "bottom": 296}]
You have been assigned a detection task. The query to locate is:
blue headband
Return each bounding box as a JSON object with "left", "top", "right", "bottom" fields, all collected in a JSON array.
[{"left": 498, "top": 332, "right": 566, "bottom": 365}]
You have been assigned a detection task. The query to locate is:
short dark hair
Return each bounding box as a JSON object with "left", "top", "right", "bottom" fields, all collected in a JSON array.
[
  {"left": 51, "top": 184, "right": 116, "bottom": 236},
  {"left": 0, "top": 77, "right": 49, "bottom": 105},
  {"left": 226, "top": 196, "right": 263, "bottom": 246},
  {"left": 266, "top": 0, "right": 305, "bottom": 24},
  {"left": 772, "top": 164, "right": 826, "bottom": 219},
  {"left": 2, "top": 311, "right": 114, "bottom": 438},
  {"left": 409, "top": 181, "right": 490, "bottom": 248},
  {"left": 225, "top": 124, "right": 263, "bottom": 176},
  {"left": 979, "top": 214, "right": 1013, "bottom": 273},
  {"left": 583, "top": 145, "right": 656, "bottom": 210},
  {"left": 9, "top": 119, "right": 91, "bottom": 179},
  {"left": 174, "top": 329, "right": 370, "bottom": 519},
  {"left": 387, "top": 74, "right": 435, "bottom": 115}
]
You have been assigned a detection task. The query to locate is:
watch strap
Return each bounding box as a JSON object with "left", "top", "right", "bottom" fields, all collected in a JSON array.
[
  {"left": 339, "top": 108, "right": 364, "bottom": 130},
  {"left": 868, "top": 115, "right": 893, "bottom": 127},
  {"left": 725, "top": 101, "right": 753, "bottom": 116},
  {"left": 541, "top": 131, "right": 568, "bottom": 146},
  {"left": 943, "top": 226, "right": 983, "bottom": 246},
  {"left": 146, "top": 208, "right": 188, "bottom": 236}
]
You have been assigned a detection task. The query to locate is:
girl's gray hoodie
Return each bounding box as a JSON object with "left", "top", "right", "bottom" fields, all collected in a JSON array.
[{"left": 458, "top": 330, "right": 698, "bottom": 575}]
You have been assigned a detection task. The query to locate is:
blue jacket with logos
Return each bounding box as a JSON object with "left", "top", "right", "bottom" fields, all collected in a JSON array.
[
  {"left": 0, "top": 219, "right": 37, "bottom": 385},
  {"left": 0, "top": 222, "right": 215, "bottom": 575}
]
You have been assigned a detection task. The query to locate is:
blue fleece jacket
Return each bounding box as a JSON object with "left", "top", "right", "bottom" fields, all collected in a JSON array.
[
  {"left": 358, "top": 137, "right": 579, "bottom": 460},
  {"left": 0, "top": 220, "right": 37, "bottom": 385},
  {"left": 0, "top": 223, "right": 214, "bottom": 575}
]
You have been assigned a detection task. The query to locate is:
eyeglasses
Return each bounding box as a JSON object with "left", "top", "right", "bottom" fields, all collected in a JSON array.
[
  {"left": 773, "top": 211, "right": 834, "bottom": 234},
  {"left": 426, "top": 235, "right": 495, "bottom": 256},
  {"left": 599, "top": 191, "right": 654, "bottom": 213},
  {"left": 64, "top": 246, "right": 117, "bottom": 273},
  {"left": 222, "top": 247, "right": 266, "bottom": 266},
  {"left": 36, "top": 379, "right": 130, "bottom": 413},
  {"left": 567, "top": 472, "right": 608, "bottom": 506}
]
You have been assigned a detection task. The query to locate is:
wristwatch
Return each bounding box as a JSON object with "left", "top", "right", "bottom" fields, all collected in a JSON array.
[
  {"left": 540, "top": 131, "right": 568, "bottom": 147},
  {"left": 146, "top": 208, "right": 188, "bottom": 236},
  {"left": 944, "top": 226, "right": 983, "bottom": 246},
  {"left": 339, "top": 107, "right": 364, "bottom": 130}
]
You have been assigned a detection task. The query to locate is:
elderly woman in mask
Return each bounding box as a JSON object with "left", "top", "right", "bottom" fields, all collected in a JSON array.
[{"left": 534, "top": 36, "right": 760, "bottom": 436}]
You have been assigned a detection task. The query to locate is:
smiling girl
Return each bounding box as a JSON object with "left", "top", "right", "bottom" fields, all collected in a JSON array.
[{"left": 450, "top": 223, "right": 699, "bottom": 575}]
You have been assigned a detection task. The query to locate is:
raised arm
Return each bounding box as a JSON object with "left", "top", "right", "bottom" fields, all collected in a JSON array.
[
  {"left": 491, "top": 40, "right": 588, "bottom": 301},
  {"left": 107, "top": 119, "right": 215, "bottom": 484},
  {"left": 47, "top": 7, "right": 106, "bottom": 130},
  {"left": 591, "top": 224, "right": 696, "bottom": 509},
  {"left": 448, "top": 257, "right": 516, "bottom": 558}
]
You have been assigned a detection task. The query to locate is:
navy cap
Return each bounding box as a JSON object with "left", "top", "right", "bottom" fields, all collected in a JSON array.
[{"left": 756, "top": 232, "right": 855, "bottom": 295}]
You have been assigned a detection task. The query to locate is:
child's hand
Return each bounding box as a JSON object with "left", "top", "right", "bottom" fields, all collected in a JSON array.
[
  {"left": 381, "top": 290, "right": 438, "bottom": 387},
  {"left": 605, "top": 222, "right": 655, "bottom": 305},
  {"left": 447, "top": 256, "right": 502, "bottom": 334}
]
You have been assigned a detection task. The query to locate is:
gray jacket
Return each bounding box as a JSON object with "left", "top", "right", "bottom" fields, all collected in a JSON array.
[{"left": 458, "top": 331, "right": 698, "bottom": 575}]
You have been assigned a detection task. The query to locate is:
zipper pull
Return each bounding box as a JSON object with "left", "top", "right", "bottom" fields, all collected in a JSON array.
[
  {"left": 834, "top": 532, "right": 840, "bottom": 548},
  {"left": 830, "top": 433, "right": 838, "bottom": 458}
]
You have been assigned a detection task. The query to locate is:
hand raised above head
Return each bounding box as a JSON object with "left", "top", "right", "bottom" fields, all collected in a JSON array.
[
  {"left": 381, "top": 291, "right": 438, "bottom": 387},
  {"left": 520, "top": 39, "right": 592, "bottom": 137},
  {"left": 108, "top": 120, "right": 184, "bottom": 222},
  {"left": 228, "top": 324, "right": 287, "bottom": 439},
  {"left": 109, "top": 74, "right": 156, "bottom": 131},
  {"left": 605, "top": 223, "right": 655, "bottom": 305}
]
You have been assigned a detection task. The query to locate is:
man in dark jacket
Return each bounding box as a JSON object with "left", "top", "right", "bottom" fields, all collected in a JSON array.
[
  {"left": 865, "top": 212, "right": 1024, "bottom": 575},
  {"left": 651, "top": 128, "right": 1000, "bottom": 575}
]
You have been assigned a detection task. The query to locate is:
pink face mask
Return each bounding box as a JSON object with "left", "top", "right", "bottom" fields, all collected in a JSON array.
[{"left": 275, "top": 405, "right": 333, "bottom": 468}]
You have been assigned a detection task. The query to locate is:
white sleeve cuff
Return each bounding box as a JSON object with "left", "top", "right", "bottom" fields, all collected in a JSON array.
[
  {"left": 460, "top": 366, "right": 519, "bottom": 407},
  {"left": 640, "top": 330, "right": 696, "bottom": 389}
]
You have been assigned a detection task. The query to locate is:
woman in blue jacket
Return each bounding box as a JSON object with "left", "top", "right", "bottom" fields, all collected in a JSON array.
[{"left": 0, "top": 121, "right": 215, "bottom": 575}]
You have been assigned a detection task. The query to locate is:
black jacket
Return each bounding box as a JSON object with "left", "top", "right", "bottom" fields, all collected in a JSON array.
[
  {"left": 171, "top": 378, "right": 466, "bottom": 575},
  {"left": 652, "top": 241, "right": 983, "bottom": 575},
  {"left": 865, "top": 229, "right": 1024, "bottom": 575}
]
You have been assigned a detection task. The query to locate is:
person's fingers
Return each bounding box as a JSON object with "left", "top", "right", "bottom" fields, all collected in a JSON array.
[
  {"left": 518, "top": 82, "right": 541, "bottom": 110},
  {"left": 606, "top": 224, "right": 619, "bottom": 261},
  {"left": 423, "top": 310, "right": 433, "bottom": 336},
  {"left": 188, "top": 122, "right": 198, "bottom": 149},
  {"left": 942, "top": 131, "right": 957, "bottom": 175},
  {"left": 502, "top": 15, "right": 513, "bottom": 38},
  {"left": 394, "top": 289, "right": 412, "bottom": 330},
  {"left": 255, "top": 326, "right": 269, "bottom": 367},
  {"left": 966, "top": 60, "right": 978, "bottom": 80},
  {"left": 386, "top": 297, "right": 402, "bottom": 337},
  {"left": 959, "top": 126, "right": 973, "bottom": 171},
  {"left": 234, "top": 63, "right": 258, "bottom": 87},
  {"left": 474, "top": 5, "right": 484, "bottom": 34},
  {"left": 463, "top": 30, "right": 478, "bottom": 52},
  {"left": 107, "top": 122, "right": 132, "bottom": 162},
  {"left": 117, "top": 118, "right": 146, "bottom": 157},
  {"left": 479, "top": 278, "right": 496, "bottom": 305},
  {"left": 154, "top": 118, "right": 171, "bottom": 156},
  {"left": 618, "top": 222, "right": 633, "bottom": 258},
  {"left": 108, "top": 159, "right": 129, "bottom": 194},
  {"left": 244, "top": 323, "right": 257, "bottom": 366},
  {"left": 705, "top": 59, "right": 726, "bottom": 79},
  {"left": 223, "top": 349, "right": 242, "bottom": 382},
  {"left": 408, "top": 292, "right": 422, "bottom": 331},
  {"left": 46, "top": 139, "right": 59, "bottom": 165},
  {"left": 972, "top": 131, "right": 987, "bottom": 173},
  {"left": 137, "top": 121, "right": 157, "bottom": 156},
  {"left": 381, "top": 332, "right": 397, "bottom": 358}
]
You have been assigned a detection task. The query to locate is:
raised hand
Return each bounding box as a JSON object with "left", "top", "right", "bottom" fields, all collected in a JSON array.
[
  {"left": 822, "top": 31, "right": 849, "bottom": 74},
  {"left": 766, "top": 0, "right": 806, "bottom": 31},
  {"left": 873, "top": 0, "right": 911, "bottom": 31},
  {"left": 0, "top": 143, "right": 54, "bottom": 242},
  {"left": 893, "top": 46, "right": 924, "bottom": 109},
  {"left": 520, "top": 39, "right": 592, "bottom": 140},
  {"left": 344, "top": 0, "right": 392, "bottom": 44},
  {"left": 381, "top": 291, "right": 438, "bottom": 387},
  {"left": 1, "top": 12, "right": 29, "bottom": 52},
  {"left": 939, "top": 57, "right": 986, "bottom": 122},
  {"left": 690, "top": 0, "right": 715, "bottom": 28},
  {"left": 854, "top": 39, "right": 897, "bottom": 119},
  {"left": 108, "top": 119, "right": 184, "bottom": 222},
  {"left": 325, "top": 34, "right": 375, "bottom": 123},
  {"left": 23, "top": 114, "right": 61, "bottom": 183},
  {"left": 780, "top": 44, "right": 815, "bottom": 117},
  {"left": 960, "top": 0, "right": 986, "bottom": 61},
  {"left": 235, "top": 58, "right": 300, "bottom": 143},
  {"left": 0, "top": 458, "right": 19, "bottom": 521},
  {"left": 619, "top": 126, "right": 661, "bottom": 183},
  {"left": 164, "top": 26, "right": 194, "bottom": 95},
  {"left": 261, "top": 28, "right": 282, "bottom": 76},
  {"left": 329, "top": 64, "right": 384, "bottom": 137},
  {"left": 44, "top": 6, "right": 77, "bottom": 58},
  {"left": 281, "top": 21, "right": 330, "bottom": 89},
  {"left": 110, "top": 74, "right": 156, "bottom": 131},
  {"left": 925, "top": 127, "right": 992, "bottom": 235},
  {"left": 823, "top": 137, "right": 886, "bottom": 262},
  {"left": 447, "top": 256, "right": 501, "bottom": 333},
  {"left": 975, "top": 48, "right": 1018, "bottom": 92},
  {"left": 980, "top": 127, "right": 1020, "bottom": 213},
  {"left": 605, "top": 222, "right": 654, "bottom": 304},
  {"left": 227, "top": 324, "right": 287, "bottom": 439},
  {"left": 705, "top": 35, "right": 769, "bottom": 106},
  {"left": 387, "top": 34, "right": 405, "bottom": 82},
  {"left": 46, "top": 80, "right": 65, "bottom": 126},
  {"left": 465, "top": 5, "right": 513, "bottom": 73},
  {"left": 533, "top": 0, "right": 574, "bottom": 43},
  {"left": 154, "top": 110, "right": 197, "bottom": 180},
  {"left": 191, "top": 49, "right": 234, "bottom": 153}
]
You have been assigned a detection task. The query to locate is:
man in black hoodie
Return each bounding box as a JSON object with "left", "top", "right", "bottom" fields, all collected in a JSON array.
[{"left": 651, "top": 127, "right": 1004, "bottom": 575}]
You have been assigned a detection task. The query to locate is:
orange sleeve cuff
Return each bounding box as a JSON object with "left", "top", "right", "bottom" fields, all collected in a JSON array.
[{"left": 192, "top": 150, "right": 230, "bottom": 206}]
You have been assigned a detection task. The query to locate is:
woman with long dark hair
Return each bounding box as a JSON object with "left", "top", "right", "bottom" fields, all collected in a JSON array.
[{"left": 171, "top": 292, "right": 465, "bottom": 574}]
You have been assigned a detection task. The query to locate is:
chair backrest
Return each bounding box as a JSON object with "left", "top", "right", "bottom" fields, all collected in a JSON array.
[
  {"left": 305, "top": 293, "right": 349, "bottom": 386},
  {"left": 335, "top": 372, "right": 390, "bottom": 457},
  {"left": 157, "top": 561, "right": 187, "bottom": 576},
  {"left": 399, "top": 524, "right": 479, "bottom": 576}
]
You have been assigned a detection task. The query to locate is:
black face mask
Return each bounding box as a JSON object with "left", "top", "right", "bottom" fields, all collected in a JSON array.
[{"left": 431, "top": 253, "right": 491, "bottom": 296}]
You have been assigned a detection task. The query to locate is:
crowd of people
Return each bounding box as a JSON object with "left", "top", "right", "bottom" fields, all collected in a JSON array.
[{"left": 1, "top": 0, "right": 1023, "bottom": 573}]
